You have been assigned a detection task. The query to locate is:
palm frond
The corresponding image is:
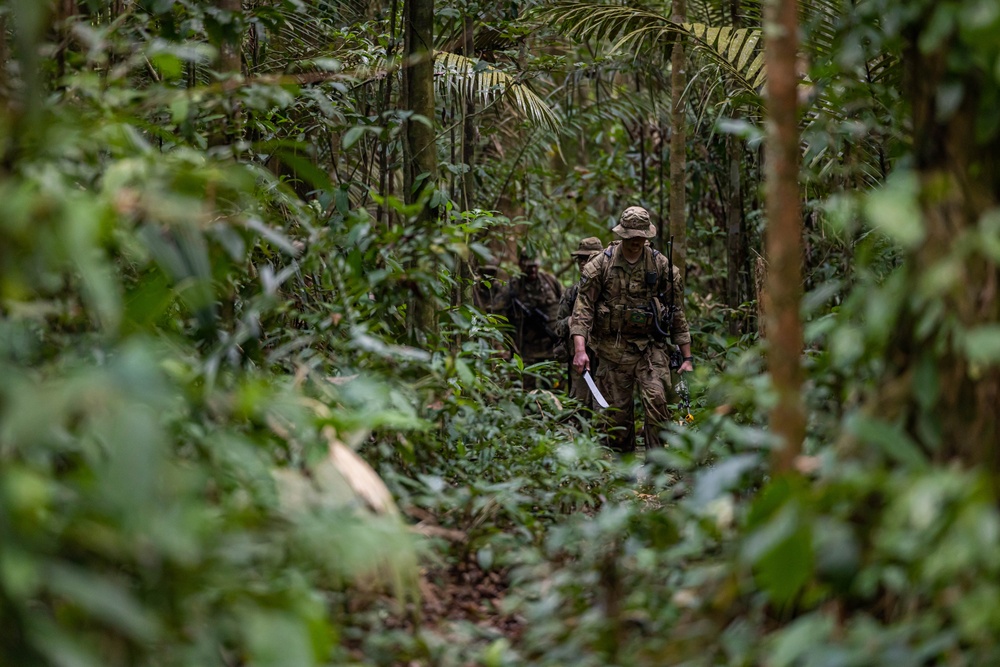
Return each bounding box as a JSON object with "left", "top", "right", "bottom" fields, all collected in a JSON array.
[
  {"left": 539, "top": 2, "right": 766, "bottom": 95},
  {"left": 682, "top": 22, "right": 765, "bottom": 92},
  {"left": 435, "top": 52, "right": 561, "bottom": 131}
]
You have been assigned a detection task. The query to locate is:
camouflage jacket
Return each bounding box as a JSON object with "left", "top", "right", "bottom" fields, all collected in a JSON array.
[
  {"left": 569, "top": 243, "right": 690, "bottom": 360},
  {"left": 552, "top": 280, "right": 581, "bottom": 361}
]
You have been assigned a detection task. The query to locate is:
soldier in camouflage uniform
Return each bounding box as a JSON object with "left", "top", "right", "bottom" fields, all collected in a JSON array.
[
  {"left": 570, "top": 206, "right": 693, "bottom": 453},
  {"left": 554, "top": 237, "right": 605, "bottom": 406},
  {"left": 497, "top": 251, "right": 563, "bottom": 370}
]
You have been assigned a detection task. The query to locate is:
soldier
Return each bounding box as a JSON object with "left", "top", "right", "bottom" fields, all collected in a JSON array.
[
  {"left": 554, "top": 237, "right": 605, "bottom": 406},
  {"left": 569, "top": 206, "right": 693, "bottom": 453},
  {"left": 497, "top": 250, "right": 562, "bottom": 381}
]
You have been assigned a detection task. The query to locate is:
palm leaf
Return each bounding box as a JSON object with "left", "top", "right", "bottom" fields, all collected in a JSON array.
[
  {"left": 435, "top": 52, "right": 561, "bottom": 131},
  {"left": 539, "top": 2, "right": 767, "bottom": 96}
]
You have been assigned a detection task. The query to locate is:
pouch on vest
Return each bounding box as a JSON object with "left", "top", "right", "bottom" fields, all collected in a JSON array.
[
  {"left": 621, "top": 307, "right": 654, "bottom": 335},
  {"left": 595, "top": 303, "right": 612, "bottom": 333}
]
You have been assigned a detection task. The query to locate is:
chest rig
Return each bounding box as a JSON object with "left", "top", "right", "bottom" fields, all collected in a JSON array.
[{"left": 594, "top": 244, "right": 667, "bottom": 338}]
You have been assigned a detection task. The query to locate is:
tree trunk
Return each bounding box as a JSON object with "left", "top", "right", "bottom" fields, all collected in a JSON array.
[
  {"left": 375, "top": 0, "right": 398, "bottom": 229},
  {"left": 402, "top": 0, "right": 438, "bottom": 339},
  {"left": 0, "top": 13, "right": 8, "bottom": 92},
  {"left": 726, "top": 0, "right": 746, "bottom": 337},
  {"left": 873, "top": 12, "right": 1000, "bottom": 472},
  {"left": 762, "top": 0, "right": 805, "bottom": 472},
  {"left": 726, "top": 135, "right": 745, "bottom": 336},
  {"left": 218, "top": 0, "right": 242, "bottom": 75},
  {"left": 669, "top": 0, "right": 688, "bottom": 285},
  {"left": 213, "top": 0, "right": 242, "bottom": 148},
  {"left": 461, "top": 14, "right": 476, "bottom": 212}
]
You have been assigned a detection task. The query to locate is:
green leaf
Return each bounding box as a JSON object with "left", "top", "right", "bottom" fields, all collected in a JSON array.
[
  {"left": 46, "top": 563, "right": 161, "bottom": 641},
  {"left": 342, "top": 125, "right": 382, "bottom": 150},
  {"left": 245, "top": 611, "right": 314, "bottom": 667},
  {"left": 744, "top": 504, "right": 813, "bottom": 606},
  {"left": 964, "top": 325, "right": 1000, "bottom": 363},
  {"left": 275, "top": 150, "right": 332, "bottom": 192},
  {"left": 864, "top": 171, "right": 924, "bottom": 249},
  {"left": 150, "top": 53, "right": 183, "bottom": 79},
  {"left": 848, "top": 414, "right": 928, "bottom": 469},
  {"left": 455, "top": 358, "right": 475, "bottom": 385},
  {"left": 692, "top": 453, "right": 759, "bottom": 506},
  {"left": 767, "top": 612, "right": 835, "bottom": 667}
]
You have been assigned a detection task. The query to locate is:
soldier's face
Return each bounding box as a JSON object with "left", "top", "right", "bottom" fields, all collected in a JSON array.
[
  {"left": 621, "top": 237, "right": 646, "bottom": 254},
  {"left": 522, "top": 262, "right": 539, "bottom": 280}
]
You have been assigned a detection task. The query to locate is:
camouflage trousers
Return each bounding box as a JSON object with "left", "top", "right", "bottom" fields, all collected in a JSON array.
[{"left": 593, "top": 341, "right": 673, "bottom": 453}]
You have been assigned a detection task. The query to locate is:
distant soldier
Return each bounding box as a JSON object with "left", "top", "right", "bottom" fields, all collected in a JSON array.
[
  {"left": 570, "top": 206, "right": 693, "bottom": 453},
  {"left": 497, "top": 250, "right": 562, "bottom": 379},
  {"left": 554, "top": 237, "right": 605, "bottom": 406}
]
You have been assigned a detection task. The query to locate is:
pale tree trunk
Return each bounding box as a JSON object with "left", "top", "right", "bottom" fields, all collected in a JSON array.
[
  {"left": 669, "top": 0, "right": 687, "bottom": 285},
  {"left": 873, "top": 12, "right": 1000, "bottom": 473},
  {"left": 762, "top": 0, "right": 805, "bottom": 472},
  {"left": 402, "top": 0, "right": 438, "bottom": 339}
]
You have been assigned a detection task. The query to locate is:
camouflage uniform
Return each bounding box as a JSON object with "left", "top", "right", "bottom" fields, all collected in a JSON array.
[
  {"left": 570, "top": 208, "right": 691, "bottom": 453},
  {"left": 497, "top": 264, "right": 562, "bottom": 365},
  {"left": 554, "top": 237, "right": 605, "bottom": 406}
]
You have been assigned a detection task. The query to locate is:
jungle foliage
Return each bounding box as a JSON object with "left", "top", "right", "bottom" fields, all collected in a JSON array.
[{"left": 1, "top": 0, "right": 999, "bottom": 666}]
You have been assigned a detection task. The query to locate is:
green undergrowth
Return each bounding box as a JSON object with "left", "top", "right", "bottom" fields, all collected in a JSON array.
[{"left": 4, "top": 7, "right": 1000, "bottom": 663}]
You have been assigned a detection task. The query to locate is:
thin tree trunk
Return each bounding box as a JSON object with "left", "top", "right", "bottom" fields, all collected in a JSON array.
[
  {"left": 726, "top": 0, "right": 747, "bottom": 336},
  {"left": 669, "top": 0, "right": 688, "bottom": 285},
  {"left": 215, "top": 0, "right": 243, "bottom": 147},
  {"left": 402, "top": 0, "right": 438, "bottom": 339},
  {"left": 402, "top": 0, "right": 436, "bottom": 204},
  {"left": 376, "top": 0, "right": 397, "bottom": 229},
  {"left": 461, "top": 14, "right": 476, "bottom": 212},
  {"left": 0, "top": 13, "right": 8, "bottom": 93},
  {"left": 762, "top": 0, "right": 805, "bottom": 472},
  {"left": 53, "top": 0, "right": 78, "bottom": 83},
  {"left": 726, "top": 136, "right": 745, "bottom": 336},
  {"left": 219, "top": 0, "right": 242, "bottom": 75}
]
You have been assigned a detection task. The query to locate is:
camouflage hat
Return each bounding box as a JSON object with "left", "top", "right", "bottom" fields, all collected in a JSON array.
[
  {"left": 571, "top": 236, "right": 604, "bottom": 258},
  {"left": 611, "top": 206, "right": 656, "bottom": 239}
]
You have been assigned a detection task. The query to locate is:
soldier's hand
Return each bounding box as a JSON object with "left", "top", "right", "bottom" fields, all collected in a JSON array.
[
  {"left": 572, "top": 349, "right": 590, "bottom": 375},
  {"left": 679, "top": 357, "right": 694, "bottom": 373}
]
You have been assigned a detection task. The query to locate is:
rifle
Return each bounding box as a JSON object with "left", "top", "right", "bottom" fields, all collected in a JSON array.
[{"left": 511, "top": 296, "right": 559, "bottom": 341}]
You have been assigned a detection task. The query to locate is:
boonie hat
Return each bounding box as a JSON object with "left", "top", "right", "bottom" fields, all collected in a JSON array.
[
  {"left": 571, "top": 236, "right": 604, "bottom": 258},
  {"left": 611, "top": 206, "right": 656, "bottom": 239}
]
